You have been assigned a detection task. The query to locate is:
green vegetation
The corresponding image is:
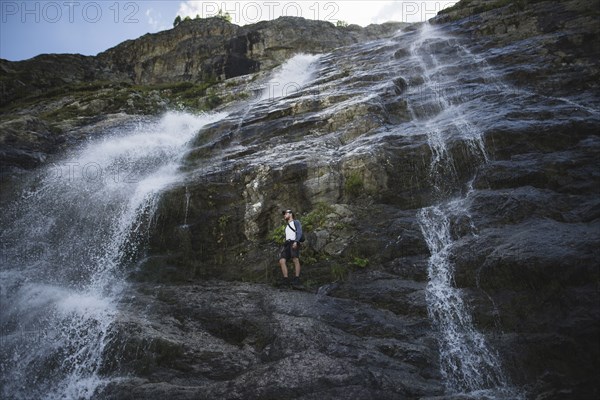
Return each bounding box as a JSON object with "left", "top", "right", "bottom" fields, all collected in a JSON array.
[
  {"left": 344, "top": 172, "right": 364, "bottom": 197},
  {"left": 1, "top": 75, "right": 248, "bottom": 133},
  {"left": 204, "top": 92, "right": 223, "bottom": 109},
  {"left": 329, "top": 257, "right": 369, "bottom": 282},
  {"left": 269, "top": 202, "right": 333, "bottom": 245},
  {"left": 216, "top": 9, "right": 232, "bottom": 22},
  {"left": 270, "top": 224, "right": 287, "bottom": 245},
  {"left": 352, "top": 257, "right": 369, "bottom": 268},
  {"left": 336, "top": 20, "right": 348, "bottom": 27},
  {"left": 218, "top": 215, "right": 230, "bottom": 230},
  {"left": 300, "top": 203, "right": 333, "bottom": 232},
  {"left": 173, "top": 9, "right": 231, "bottom": 27},
  {"left": 216, "top": 215, "right": 230, "bottom": 246},
  {"left": 330, "top": 263, "right": 349, "bottom": 281}
]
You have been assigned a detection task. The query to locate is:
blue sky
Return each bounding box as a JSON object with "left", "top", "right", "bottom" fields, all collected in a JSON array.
[{"left": 1, "top": 1, "right": 457, "bottom": 61}]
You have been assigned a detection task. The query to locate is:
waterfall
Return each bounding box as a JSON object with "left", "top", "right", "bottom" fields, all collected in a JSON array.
[
  {"left": 0, "top": 111, "right": 226, "bottom": 399},
  {"left": 235, "top": 53, "right": 322, "bottom": 131},
  {"left": 418, "top": 199, "right": 513, "bottom": 395},
  {"left": 260, "top": 53, "right": 322, "bottom": 101},
  {"left": 183, "top": 186, "right": 191, "bottom": 228},
  {"left": 0, "top": 51, "right": 322, "bottom": 397},
  {"left": 409, "top": 23, "right": 520, "bottom": 397}
]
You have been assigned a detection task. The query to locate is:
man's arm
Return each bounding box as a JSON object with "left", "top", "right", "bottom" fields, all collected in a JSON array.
[{"left": 293, "top": 220, "right": 303, "bottom": 243}]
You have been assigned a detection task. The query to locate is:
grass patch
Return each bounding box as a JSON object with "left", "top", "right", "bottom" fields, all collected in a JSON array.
[
  {"left": 331, "top": 263, "right": 349, "bottom": 281},
  {"left": 344, "top": 172, "right": 364, "bottom": 197},
  {"left": 300, "top": 202, "right": 333, "bottom": 232},
  {"left": 352, "top": 257, "right": 369, "bottom": 268}
]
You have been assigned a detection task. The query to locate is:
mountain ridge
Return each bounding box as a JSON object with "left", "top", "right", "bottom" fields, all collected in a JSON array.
[
  {"left": 0, "top": 16, "right": 407, "bottom": 107},
  {"left": 0, "top": 16, "right": 406, "bottom": 170}
]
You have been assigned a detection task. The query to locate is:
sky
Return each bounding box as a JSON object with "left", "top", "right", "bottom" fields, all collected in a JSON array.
[{"left": 0, "top": 1, "right": 458, "bottom": 61}]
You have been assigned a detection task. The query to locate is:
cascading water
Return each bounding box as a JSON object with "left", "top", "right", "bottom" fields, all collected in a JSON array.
[
  {"left": 0, "top": 50, "right": 323, "bottom": 398},
  {"left": 183, "top": 186, "right": 191, "bottom": 228},
  {"left": 260, "top": 53, "right": 322, "bottom": 101},
  {"left": 0, "top": 111, "right": 226, "bottom": 399},
  {"left": 235, "top": 53, "right": 322, "bottom": 131},
  {"left": 408, "top": 23, "right": 520, "bottom": 397}
]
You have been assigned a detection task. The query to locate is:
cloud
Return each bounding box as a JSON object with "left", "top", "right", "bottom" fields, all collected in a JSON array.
[
  {"left": 146, "top": 8, "right": 168, "bottom": 31},
  {"left": 174, "top": 1, "right": 459, "bottom": 27},
  {"left": 177, "top": 1, "right": 203, "bottom": 19},
  {"left": 372, "top": 1, "right": 459, "bottom": 23}
]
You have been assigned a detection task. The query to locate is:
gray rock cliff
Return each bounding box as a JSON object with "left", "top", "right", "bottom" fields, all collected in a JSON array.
[
  {"left": 0, "top": 1, "right": 598, "bottom": 399},
  {"left": 0, "top": 17, "right": 404, "bottom": 170}
]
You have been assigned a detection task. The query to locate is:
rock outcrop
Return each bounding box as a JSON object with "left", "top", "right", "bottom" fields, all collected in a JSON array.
[
  {"left": 97, "top": 17, "right": 406, "bottom": 84},
  {"left": 0, "top": 17, "right": 405, "bottom": 172},
  {"left": 1, "top": 1, "right": 599, "bottom": 399},
  {"left": 0, "top": 17, "right": 405, "bottom": 107}
]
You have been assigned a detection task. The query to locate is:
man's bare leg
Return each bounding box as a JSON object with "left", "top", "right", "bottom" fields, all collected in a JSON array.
[
  {"left": 279, "top": 258, "right": 289, "bottom": 278},
  {"left": 292, "top": 258, "right": 301, "bottom": 277}
]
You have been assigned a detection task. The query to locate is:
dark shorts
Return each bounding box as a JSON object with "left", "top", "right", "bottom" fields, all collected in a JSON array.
[{"left": 279, "top": 241, "right": 300, "bottom": 260}]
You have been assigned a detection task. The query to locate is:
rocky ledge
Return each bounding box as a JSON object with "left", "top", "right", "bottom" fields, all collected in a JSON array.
[{"left": 100, "top": 278, "right": 440, "bottom": 399}]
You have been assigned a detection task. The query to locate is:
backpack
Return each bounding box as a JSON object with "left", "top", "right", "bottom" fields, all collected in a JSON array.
[{"left": 288, "top": 220, "right": 305, "bottom": 242}]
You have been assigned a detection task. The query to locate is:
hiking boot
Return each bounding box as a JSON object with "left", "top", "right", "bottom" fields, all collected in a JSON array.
[
  {"left": 291, "top": 276, "right": 303, "bottom": 289},
  {"left": 278, "top": 277, "right": 291, "bottom": 288}
]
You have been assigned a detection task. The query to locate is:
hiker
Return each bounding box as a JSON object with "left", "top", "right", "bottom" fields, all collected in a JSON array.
[{"left": 278, "top": 209, "right": 303, "bottom": 288}]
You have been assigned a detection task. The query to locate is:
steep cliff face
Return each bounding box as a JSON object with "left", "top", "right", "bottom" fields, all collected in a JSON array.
[
  {"left": 0, "top": 17, "right": 404, "bottom": 171},
  {"left": 117, "top": 1, "right": 598, "bottom": 398},
  {"left": 0, "top": 1, "right": 598, "bottom": 399},
  {"left": 97, "top": 17, "right": 405, "bottom": 84},
  {"left": 0, "top": 54, "right": 104, "bottom": 106},
  {"left": 0, "top": 16, "right": 405, "bottom": 107}
]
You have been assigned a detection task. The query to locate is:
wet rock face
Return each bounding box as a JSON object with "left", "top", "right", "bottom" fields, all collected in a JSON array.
[
  {"left": 130, "top": 1, "right": 599, "bottom": 398},
  {"left": 2, "top": 1, "right": 599, "bottom": 398},
  {"left": 99, "top": 280, "right": 441, "bottom": 400},
  {"left": 0, "top": 17, "right": 405, "bottom": 173}
]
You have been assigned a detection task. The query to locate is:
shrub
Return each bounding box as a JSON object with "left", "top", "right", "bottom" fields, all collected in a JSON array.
[
  {"left": 352, "top": 257, "right": 369, "bottom": 268},
  {"left": 300, "top": 202, "right": 333, "bottom": 231},
  {"left": 344, "top": 172, "right": 364, "bottom": 197},
  {"left": 330, "top": 264, "right": 349, "bottom": 281}
]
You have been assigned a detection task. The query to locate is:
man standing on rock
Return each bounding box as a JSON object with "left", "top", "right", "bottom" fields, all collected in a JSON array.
[{"left": 278, "top": 209, "right": 303, "bottom": 289}]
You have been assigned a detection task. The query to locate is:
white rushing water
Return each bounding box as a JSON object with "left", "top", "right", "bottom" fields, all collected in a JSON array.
[
  {"left": 408, "top": 23, "right": 521, "bottom": 398},
  {"left": 0, "top": 111, "right": 226, "bottom": 399},
  {"left": 418, "top": 199, "right": 512, "bottom": 394},
  {"left": 260, "top": 53, "right": 322, "bottom": 101},
  {"left": 234, "top": 53, "right": 322, "bottom": 132},
  {"left": 0, "top": 50, "right": 323, "bottom": 398}
]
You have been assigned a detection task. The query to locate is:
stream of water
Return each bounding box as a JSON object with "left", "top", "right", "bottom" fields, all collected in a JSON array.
[
  {"left": 0, "top": 111, "right": 226, "bottom": 399},
  {"left": 0, "top": 52, "right": 323, "bottom": 399},
  {"left": 409, "top": 23, "right": 520, "bottom": 398},
  {"left": 260, "top": 53, "right": 322, "bottom": 101}
]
